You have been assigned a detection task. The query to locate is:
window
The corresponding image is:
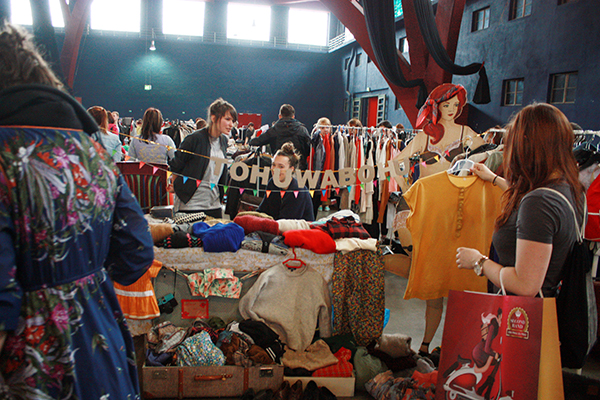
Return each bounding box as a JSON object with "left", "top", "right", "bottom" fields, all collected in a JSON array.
[
  {"left": 472, "top": 7, "right": 490, "bottom": 31},
  {"left": 344, "top": 57, "right": 351, "bottom": 70},
  {"left": 395, "top": 97, "right": 400, "bottom": 110},
  {"left": 398, "top": 37, "right": 409, "bottom": 53},
  {"left": 344, "top": 27, "right": 354, "bottom": 43},
  {"left": 355, "top": 53, "right": 362, "bottom": 67},
  {"left": 163, "top": 0, "right": 205, "bottom": 36},
  {"left": 10, "top": 0, "right": 66, "bottom": 27},
  {"left": 91, "top": 0, "right": 140, "bottom": 32},
  {"left": 503, "top": 78, "right": 524, "bottom": 106},
  {"left": 288, "top": 8, "right": 328, "bottom": 46},
  {"left": 509, "top": 0, "right": 532, "bottom": 20},
  {"left": 550, "top": 72, "right": 577, "bottom": 104},
  {"left": 227, "top": 3, "right": 270, "bottom": 42}
]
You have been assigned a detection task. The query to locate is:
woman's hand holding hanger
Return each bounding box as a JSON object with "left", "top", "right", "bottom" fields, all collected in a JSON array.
[{"left": 470, "top": 163, "right": 508, "bottom": 191}]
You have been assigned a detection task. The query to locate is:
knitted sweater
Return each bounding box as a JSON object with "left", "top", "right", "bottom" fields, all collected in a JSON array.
[{"left": 239, "top": 263, "right": 332, "bottom": 351}]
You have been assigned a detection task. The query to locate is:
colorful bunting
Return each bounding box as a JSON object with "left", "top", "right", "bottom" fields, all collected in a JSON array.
[
  {"left": 280, "top": 191, "right": 285, "bottom": 198},
  {"left": 196, "top": 179, "right": 201, "bottom": 187},
  {"left": 266, "top": 190, "right": 271, "bottom": 198},
  {"left": 183, "top": 176, "right": 188, "bottom": 184},
  {"left": 293, "top": 191, "right": 299, "bottom": 198},
  {"left": 239, "top": 188, "right": 245, "bottom": 194}
]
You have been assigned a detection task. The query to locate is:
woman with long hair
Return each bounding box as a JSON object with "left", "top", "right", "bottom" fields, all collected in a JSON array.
[
  {"left": 457, "top": 103, "right": 585, "bottom": 297},
  {"left": 128, "top": 107, "right": 176, "bottom": 164},
  {"left": 87, "top": 105, "right": 124, "bottom": 162},
  {"left": 169, "top": 98, "right": 237, "bottom": 218}
]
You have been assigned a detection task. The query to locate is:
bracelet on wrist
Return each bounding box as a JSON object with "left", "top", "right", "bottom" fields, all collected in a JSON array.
[{"left": 492, "top": 175, "right": 499, "bottom": 186}]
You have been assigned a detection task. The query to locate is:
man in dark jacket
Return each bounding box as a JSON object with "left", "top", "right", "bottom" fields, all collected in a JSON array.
[{"left": 249, "top": 104, "right": 311, "bottom": 170}]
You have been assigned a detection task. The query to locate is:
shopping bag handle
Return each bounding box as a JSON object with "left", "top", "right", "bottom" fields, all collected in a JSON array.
[{"left": 499, "top": 267, "right": 543, "bottom": 298}]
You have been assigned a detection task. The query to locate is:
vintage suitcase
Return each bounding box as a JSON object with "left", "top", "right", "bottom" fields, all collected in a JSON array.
[
  {"left": 143, "top": 364, "right": 284, "bottom": 399},
  {"left": 144, "top": 268, "right": 284, "bottom": 398}
]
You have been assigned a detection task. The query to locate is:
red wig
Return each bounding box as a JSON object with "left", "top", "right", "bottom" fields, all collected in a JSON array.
[{"left": 416, "top": 83, "right": 467, "bottom": 144}]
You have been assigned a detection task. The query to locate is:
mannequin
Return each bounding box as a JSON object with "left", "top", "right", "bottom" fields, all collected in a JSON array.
[
  {"left": 394, "top": 83, "right": 484, "bottom": 193},
  {"left": 392, "top": 84, "right": 484, "bottom": 356}
]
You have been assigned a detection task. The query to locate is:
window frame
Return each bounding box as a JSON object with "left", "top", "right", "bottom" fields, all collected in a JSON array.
[
  {"left": 226, "top": 2, "right": 271, "bottom": 42},
  {"left": 472, "top": 6, "right": 490, "bottom": 32},
  {"left": 549, "top": 72, "right": 578, "bottom": 104},
  {"left": 502, "top": 78, "right": 524, "bottom": 106},
  {"left": 509, "top": 0, "right": 532, "bottom": 21},
  {"left": 163, "top": 0, "right": 205, "bottom": 37},
  {"left": 355, "top": 53, "right": 362, "bottom": 67}
]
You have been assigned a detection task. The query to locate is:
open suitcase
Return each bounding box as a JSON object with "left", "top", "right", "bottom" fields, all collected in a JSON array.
[{"left": 142, "top": 267, "right": 284, "bottom": 398}]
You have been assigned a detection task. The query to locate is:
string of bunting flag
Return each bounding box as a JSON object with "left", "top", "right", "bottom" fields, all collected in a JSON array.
[{"left": 111, "top": 130, "right": 455, "bottom": 194}]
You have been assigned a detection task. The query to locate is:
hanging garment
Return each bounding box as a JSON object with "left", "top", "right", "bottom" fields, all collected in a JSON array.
[
  {"left": 113, "top": 260, "right": 163, "bottom": 320},
  {"left": 332, "top": 249, "right": 385, "bottom": 346},
  {"left": 239, "top": 263, "right": 332, "bottom": 352},
  {"left": 403, "top": 172, "right": 503, "bottom": 300}
]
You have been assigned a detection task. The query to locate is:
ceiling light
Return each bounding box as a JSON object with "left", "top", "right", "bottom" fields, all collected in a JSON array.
[{"left": 149, "top": 40, "right": 156, "bottom": 51}]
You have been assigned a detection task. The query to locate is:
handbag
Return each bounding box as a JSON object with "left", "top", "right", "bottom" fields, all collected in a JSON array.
[
  {"left": 537, "top": 187, "right": 598, "bottom": 369},
  {"left": 435, "top": 288, "right": 563, "bottom": 400}
]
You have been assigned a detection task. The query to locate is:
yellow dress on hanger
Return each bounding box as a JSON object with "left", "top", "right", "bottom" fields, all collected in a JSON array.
[{"left": 403, "top": 171, "right": 503, "bottom": 300}]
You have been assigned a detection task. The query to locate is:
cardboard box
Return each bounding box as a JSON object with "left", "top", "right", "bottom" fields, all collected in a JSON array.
[{"left": 284, "top": 374, "right": 355, "bottom": 397}]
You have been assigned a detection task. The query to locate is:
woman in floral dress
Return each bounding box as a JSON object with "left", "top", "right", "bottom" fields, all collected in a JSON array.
[{"left": 0, "top": 23, "right": 154, "bottom": 399}]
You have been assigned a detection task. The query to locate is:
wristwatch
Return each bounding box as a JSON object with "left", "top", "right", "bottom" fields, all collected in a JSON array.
[{"left": 474, "top": 256, "right": 489, "bottom": 277}]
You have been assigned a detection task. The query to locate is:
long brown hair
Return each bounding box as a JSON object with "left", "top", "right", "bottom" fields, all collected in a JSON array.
[
  {"left": 87, "top": 106, "right": 109, "bottom": 134},
  {"left": 497, "top": 103, "right": 584, "bottom": 227},
  {"left": 141, "top": 107, "right": 163, "bottom": 141}
]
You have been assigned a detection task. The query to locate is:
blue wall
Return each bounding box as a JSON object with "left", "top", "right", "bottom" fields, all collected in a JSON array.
[
  {"left": 453, "top": 0, "right": 600, "bottom": 131},
  {"left": 46, "top": 0, "right": 600, "bottom": 131},
  {"left": 334, "top": 0, "right": 600, "bottom": 131},
  {"left": 70, "top": 34, "right": 339, "bottom": 127}
]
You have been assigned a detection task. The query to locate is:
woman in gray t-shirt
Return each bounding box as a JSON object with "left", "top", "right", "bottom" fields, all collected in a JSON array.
[{"left": 456, "top": 103, "right": 585, "bottom": 297}]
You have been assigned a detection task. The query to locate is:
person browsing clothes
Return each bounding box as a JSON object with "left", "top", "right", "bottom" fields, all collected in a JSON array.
[
  {"left": 169, "top": 98, "right": 236, "bottom": 218},
  {"left": 257, "top": 142, "right": 315, "bottom": 221},
  {"left": 456, "top": 103, "right": 585, "bottom": 297}
]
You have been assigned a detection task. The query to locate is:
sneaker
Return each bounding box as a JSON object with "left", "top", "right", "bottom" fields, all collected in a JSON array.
[{"left": 324, "top": 206, "right": 330, "bottom": 211}]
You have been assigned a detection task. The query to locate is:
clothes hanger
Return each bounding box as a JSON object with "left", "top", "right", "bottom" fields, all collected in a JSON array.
[
  {"left": 447, "top": 159, "right": 474, "bottom": 176},
  {"left": 283, "top": 247, "right": 306, "bottom": 269}
]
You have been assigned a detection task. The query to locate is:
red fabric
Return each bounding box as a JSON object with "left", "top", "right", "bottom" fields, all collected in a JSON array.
[
  {"left": 312, "top": 347, "right": 353, "bottom": 377},
  {"left": 283, "top": 229, "right": 336, "bottom": 254},
  {"left": 233, "top": 215, "right": 279, "bottom": 236},
  {"left": 322, "top": 133, "right": 331, "bottom": 201},
  {"left": 586, "top": 174, "right": 600, "bottom": 241},
  {"left": 311, "top": 216, "right": 371, "bottom": 239}
]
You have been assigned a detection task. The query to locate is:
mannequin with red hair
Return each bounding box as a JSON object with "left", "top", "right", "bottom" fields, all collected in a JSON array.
[
  {"left": 389, "top": 83, "right": 484, "bottom": 356},
  {"left": 393, "top": 83, "right": 484, "bottom": 193}
]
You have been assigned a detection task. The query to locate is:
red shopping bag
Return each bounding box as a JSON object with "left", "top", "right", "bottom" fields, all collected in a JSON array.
[{"left": 435, "top": 290, "right": 563, "bottom": 400}]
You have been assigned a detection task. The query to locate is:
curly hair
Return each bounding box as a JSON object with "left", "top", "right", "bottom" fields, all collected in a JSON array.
[{"left": 0, "top": 22, "right": 64, "bottom": 91}]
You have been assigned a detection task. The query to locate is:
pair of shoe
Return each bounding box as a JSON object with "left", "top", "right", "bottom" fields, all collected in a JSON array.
[
  {"left": 241, "top": 388, "right": 274, "bottom": 400},
  {"left": 299, "top": 381, "right": 337, "bottom": 400},
  {"left": 273, "top": 380, "right": 302, "bottom": 400}
]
